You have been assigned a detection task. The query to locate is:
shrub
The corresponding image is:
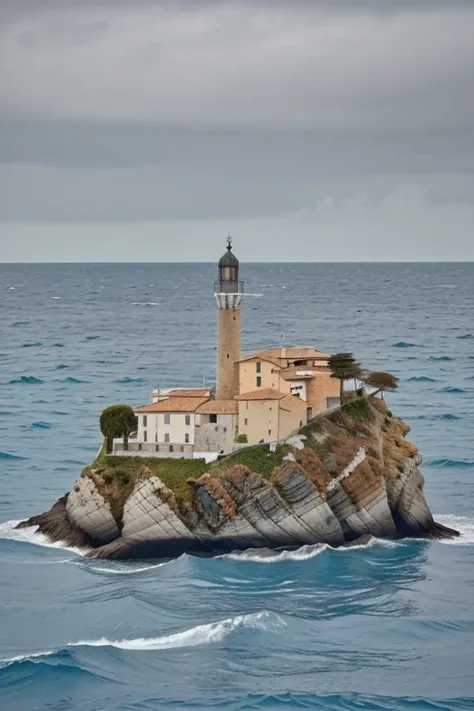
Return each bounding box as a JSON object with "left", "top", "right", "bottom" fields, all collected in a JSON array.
[{"left": 235, "top": 433, "right": 248, "bottom": 443}]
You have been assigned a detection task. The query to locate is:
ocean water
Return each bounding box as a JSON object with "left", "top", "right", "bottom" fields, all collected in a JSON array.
[{"left": 0, "top": 261, "right": 473, "bottom": 711}]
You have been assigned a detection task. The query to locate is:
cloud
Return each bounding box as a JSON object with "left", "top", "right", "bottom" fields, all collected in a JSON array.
[{"left": 1, "top": 1, "right": 474, "bottom": 130}]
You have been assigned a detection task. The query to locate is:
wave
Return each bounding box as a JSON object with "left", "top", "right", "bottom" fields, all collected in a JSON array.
[
  {"left": 429, "top": 355, "right": 454, "bottom": 362},
  {"left": 392, "top": 341, "right": 417, "bottom": 348},
  {"left": 220, "top": 538, "right": 397, "bottom": 564},
  {"left": 8, "top": 376, "right": 44, "bottom": 385},
  {"left": 52, "top": 343, "right": 65, "bottom": 348},
  {"left": 55, "top": 364, "right": 70, "bottom": 370},
  {"left": 59, "top": 377, "right": 87, "bottom": 384},
  {"left": 0, "top": 520, "right": 88, "bottom": 556},
  {"left": 435, "top": 515, "right": 474, "bottom": 545},
  {"left": 85, "top": 336, "right": 100, "bottom": 341},
  {"left": 427, "top": 458, "right": 474, "bottom": 469},
  {"left": 409, "top": 413, "right": 460, "bottom": 421},
  {"left": 0, "top": 612, "right": 285, "bottom": 668},
  {"left": 72, "top": 560, "right": 169, "bottom": 575},
  {"left": 131, "top": 302, "right": 160, "bottom": 306},
  {"left": 407, "top": 376, "right": 437, "bottom": 382},
  {"left": 0, "top": 451, "right": 27, "bottom": 461},
  {"left": 438, "top": 386, "right": 465, "bottom": 394},
  {"left": 457, "top": 334, "right": 473, "bottom": 340},
  {"left": 115, "top": 377, "right": 147, "bottom": 384},
  {"left": 21, "top": 342, "right": 42, "bottom": 348},
  {"left": 30, "top": 421, "right": 54, "bottom": 430},
  {"left": 10, "top": 321, "right": 30, "bottom": 327}
]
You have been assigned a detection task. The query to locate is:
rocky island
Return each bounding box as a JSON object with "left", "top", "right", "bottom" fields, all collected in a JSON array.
[
  {"left": 17, "top": 396, "right": 458, "bottom": 558},
  {"left": 17, "top": 240, "right": 459, "bottom": 557}
]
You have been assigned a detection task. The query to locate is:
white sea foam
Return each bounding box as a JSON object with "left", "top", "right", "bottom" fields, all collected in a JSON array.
[
  {"left": 73, "top": 561, "right": 168, "bottom": 575},
  {"left": 131, "top": 302, "right": 160, "bottom": 306},
  {"left": 0, "top": 611, "right": 285, "bottom": 666},
  {"left": 435, "top": 515, "right": 474, "bottom": 545},
  {"left": 0, "top": 520, "right": 88, "bottom": 556},
  {"left": 71, "top": 611, "right": 285, "bottom": 650},
  {"left": 221, "top": 537, "right": 399, "bottom": 564}
]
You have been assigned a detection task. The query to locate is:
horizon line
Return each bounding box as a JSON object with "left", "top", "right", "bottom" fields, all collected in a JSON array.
[{"left": 1, "top": 259, "right": 474, "bottom": 265}]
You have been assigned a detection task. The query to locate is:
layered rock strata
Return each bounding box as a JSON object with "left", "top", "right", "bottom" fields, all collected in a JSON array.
[{"left": 17, "top": 398, "right": 459, "bottom": 558}]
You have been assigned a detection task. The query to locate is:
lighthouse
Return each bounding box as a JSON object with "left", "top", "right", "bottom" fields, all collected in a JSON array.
[{"left": 215, "top": 235, "right": 244, "bottom": 400}]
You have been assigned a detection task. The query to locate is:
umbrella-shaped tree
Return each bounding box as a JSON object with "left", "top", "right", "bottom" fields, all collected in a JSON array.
[
  {"left": 328, "top": 352, "right": 363, "bottom": 403},
  {"left": 364, "top": 371, "right": 399, "bottom": 399},
  {"left": 100, "top": 405, "right": 138, "bottom": 454}
]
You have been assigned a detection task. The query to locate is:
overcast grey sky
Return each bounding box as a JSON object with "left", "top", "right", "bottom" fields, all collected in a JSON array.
[{"left": 1, "top": 0, "right": 473, "bottom": 262}]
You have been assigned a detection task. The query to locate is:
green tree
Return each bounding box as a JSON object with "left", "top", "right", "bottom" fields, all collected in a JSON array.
[
  {"left": 364, "top": 371, "right": 399, "bottom": 399},
  {"left": 100, "top": 405, "right": 138, "bottom": 454},
  {"left": 328, "top": 353, "right": 363, "bottom": 403}
]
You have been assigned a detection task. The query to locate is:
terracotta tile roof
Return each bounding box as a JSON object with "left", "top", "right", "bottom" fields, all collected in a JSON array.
[
  {"left": 260, "top": 347, "right": 330, "bottom": 360},
  {"left": 280, "top": 393, "right": 306, "bottom": 411},
  {"left": 237, "top": 354, "right": 282, "bottom": 368},
  {"left": 196, "top": 400, "right": 238, "bottom": 415},
  {"left": 136, "top": 397, "right": 210, "bottom": 413},
  {"left": 235, "top": 388, "right": 286, "bottom": 401}
]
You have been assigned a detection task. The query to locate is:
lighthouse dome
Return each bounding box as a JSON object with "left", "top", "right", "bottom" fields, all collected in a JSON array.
[{"left": 219, "top": 239, "right": 239, "bottom": 268}]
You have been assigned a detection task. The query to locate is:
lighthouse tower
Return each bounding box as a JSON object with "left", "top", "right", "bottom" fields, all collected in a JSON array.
[{"left": 215, "top": 235, "right": 244, "bottom": 400}]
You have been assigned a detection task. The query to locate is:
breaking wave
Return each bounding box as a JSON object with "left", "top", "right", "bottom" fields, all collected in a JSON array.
[
  {"left": 439, "top": 386, "right": 465, "bottom": 394},
  {"left": 0, "top": 520, "right": 87, "bottom": 556},
  {"left": 0, "top": 612, "right": 285, "bottom": 668},
  {"left": 220, "top": 538, "right": 397, "bottom": 564},
  {"left": 435, "top": 515, "right": 474, "bottom": 545}
]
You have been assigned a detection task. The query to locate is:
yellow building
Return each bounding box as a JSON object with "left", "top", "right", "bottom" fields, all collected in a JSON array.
[{"left": 235, "top": 388, "right": 307, "bottom": 445}]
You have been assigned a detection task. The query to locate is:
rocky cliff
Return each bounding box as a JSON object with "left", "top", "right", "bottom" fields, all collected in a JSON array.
[{"left": 18, "top": 397, "right": 459, "bottom": 558}]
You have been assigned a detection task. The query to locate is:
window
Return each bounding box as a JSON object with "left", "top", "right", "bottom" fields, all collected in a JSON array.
[
  {"left": 268, "top": 429, "right": 272, "bottom": 436},
  {"left": 164, "top": 414, "right": 171, "bottom": 425},
  {"left": 144, "top": 430, "right": 147, "bottom": 442},
  {"left": 164, "top": 433, "right": 170, "bottom": 443},
  {"left": 256, "top": 361, "right": 261, "bottom": 373},
  {"left": 244, "top": 418, "right": 248, "bottom": 426},
  {"left": 185, "top": 415, "right": 191, "bottom": 426},
  {"left": 143, "top": 415, "right": 147, "bottom": 427},
  {"left": 185, "top": 433, "right": 190, "bottom": 444},
  {"left": 209, "top": 414, "right": 217, "bottom": 424},
  {"left": 256, "top": 376, "right": 262, "bottom": 387},
  {"left": 155, "top": 433, "right": 158, "bottom": 443}
]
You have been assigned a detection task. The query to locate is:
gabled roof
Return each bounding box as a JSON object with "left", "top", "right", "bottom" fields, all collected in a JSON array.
[
  {"left": 237, "top": 354, "right": 282, "bottom": 368},
  {"left": 279, "top": 394, "right": 307, "bottom": 412},
  {"left": 259, "top": 347, "right": 330, "bottom": 360},
  {"left": 196, "top": 400, "right": 238, "bottom": 415},
  {"left": 235, "top": 388, "right": 286, "bottom": 401},
  {"left": 136, "top": 397, "right": 209, "bottom": 414}
]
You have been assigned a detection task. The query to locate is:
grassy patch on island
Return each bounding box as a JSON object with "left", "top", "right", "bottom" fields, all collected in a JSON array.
[{"left": 211, "top": 443, "right": 292, "bottom": 479}]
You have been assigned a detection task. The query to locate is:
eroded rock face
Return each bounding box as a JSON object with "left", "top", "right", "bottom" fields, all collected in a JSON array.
[
  {"left": 17, "top": 398, "right": 459, "bottom": 558},
  {"left": 66, "top": 475, "right": 120, "bottom": 545}
]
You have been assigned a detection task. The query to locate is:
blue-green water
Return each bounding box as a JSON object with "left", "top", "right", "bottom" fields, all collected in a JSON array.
[{"left": 0, "top": 262, "right": 473, "bottom": 711}]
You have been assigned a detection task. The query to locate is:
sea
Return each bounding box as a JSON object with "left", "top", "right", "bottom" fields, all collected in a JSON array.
[{"left": 0, "top": 261, "right": 473, "bottom": 711}]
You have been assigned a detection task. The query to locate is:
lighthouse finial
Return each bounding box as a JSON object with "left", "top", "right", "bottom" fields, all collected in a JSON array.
[{"left": 227, "top": 233, "right": 232, "bottom": 251}]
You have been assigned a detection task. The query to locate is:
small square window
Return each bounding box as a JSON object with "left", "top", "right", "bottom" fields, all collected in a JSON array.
[
  {"left": 164, "top": 433, "right": 170, "bottom": 443},
  {"left": 256, "top": 376, "right": 262, "bottom": 387},
  {"left": 164, "top": 414, "right": 171, "bottom": 425},
  {"left": 209, "top": 414, "right": 217, "bottom": 424},
  {"left": 185, "top": 415, "right": 191, "bottom": 426},
  {"left": 185, "top": 433, "right": 190, "bottom": 444}
]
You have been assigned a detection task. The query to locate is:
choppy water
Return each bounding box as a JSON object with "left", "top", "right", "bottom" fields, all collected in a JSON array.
[{"left": 0, "top": 262, "right": 473, "bottom": 711}]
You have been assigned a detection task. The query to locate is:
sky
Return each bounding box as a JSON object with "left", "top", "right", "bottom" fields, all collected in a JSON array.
[{"left": 1, "top": 0, "right": 474, "bottom": 262}]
